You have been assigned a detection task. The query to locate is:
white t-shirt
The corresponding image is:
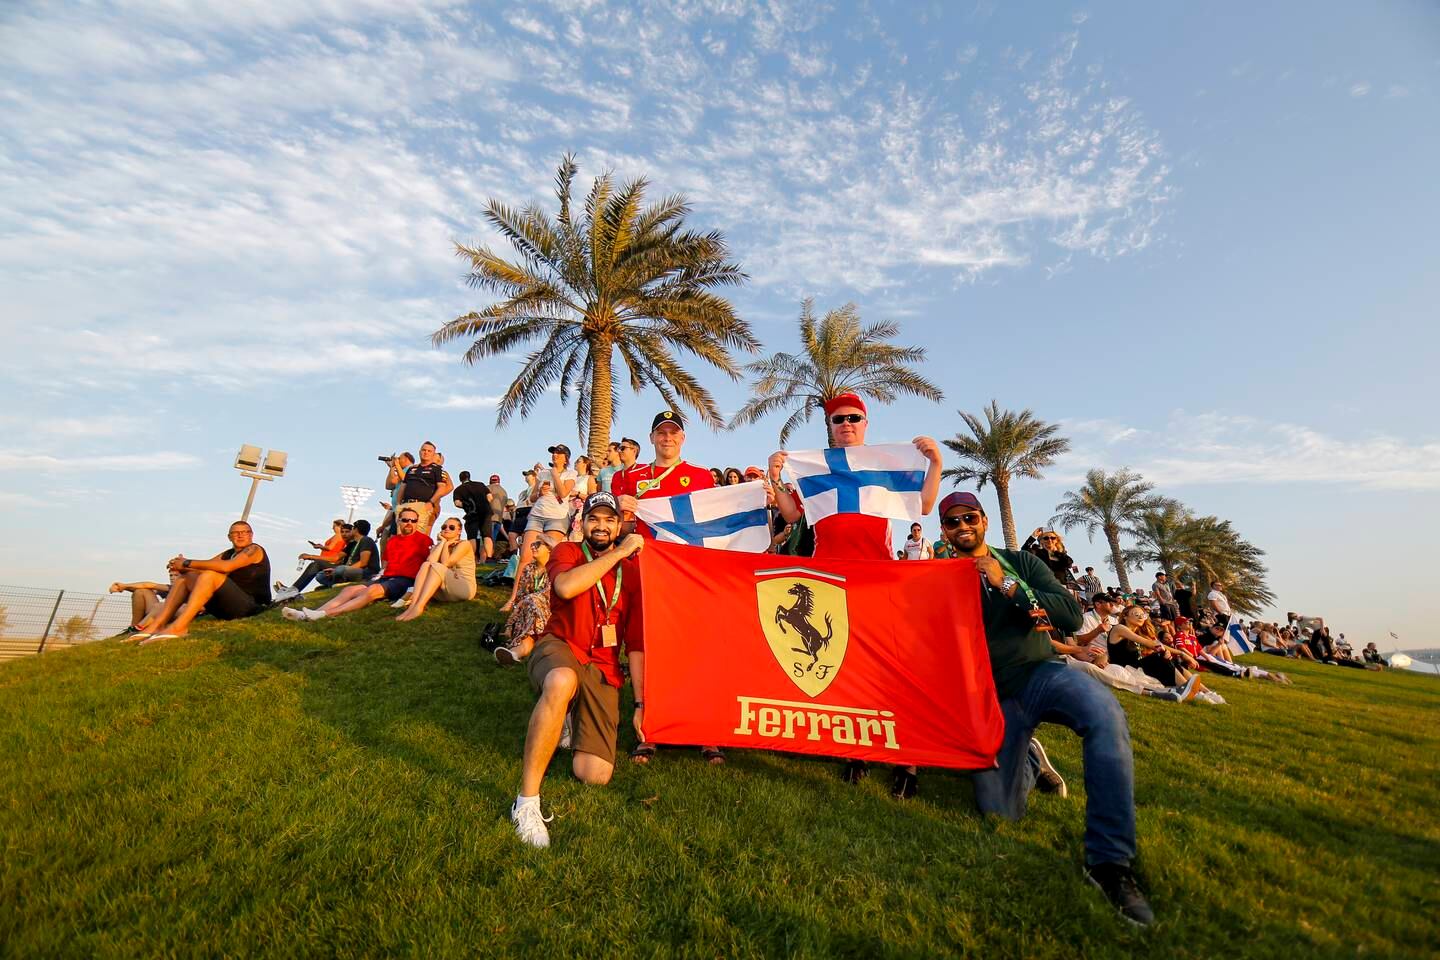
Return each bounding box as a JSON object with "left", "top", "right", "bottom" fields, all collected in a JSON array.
[
  {"left": 1207, "top": 589, "right": 1231, "bottom": 617},
  {"left": 530, "top": 467, "right": 577, "bottom": 520},
  {"left": 903, "top": 536, "right": 933, "bottom": 560},
  {"left": 1078, "top": 611, "right": 1117, "bottom": 655}
]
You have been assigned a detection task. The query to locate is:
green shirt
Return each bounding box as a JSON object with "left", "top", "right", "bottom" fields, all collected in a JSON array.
[{"left": 976, "top": 546, "right": 1083, "bottom": 699}]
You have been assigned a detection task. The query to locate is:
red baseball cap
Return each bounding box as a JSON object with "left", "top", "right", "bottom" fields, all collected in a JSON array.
[{"left": 823, "top": 392, "right": 867, "bottom": 416}]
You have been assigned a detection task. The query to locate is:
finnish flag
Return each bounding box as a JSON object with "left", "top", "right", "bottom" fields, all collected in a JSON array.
[
  {"left": 635, "top": 481, "right": 772, "bottom": 552},
  {"left": 783, "top": 443, "right": 927, "bottom": 526},
  {"left": 1225, "top": 614, "right": 1253, "bottom": 655}
]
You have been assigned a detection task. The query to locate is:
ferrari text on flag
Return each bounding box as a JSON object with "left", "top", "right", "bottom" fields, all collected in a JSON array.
[
  {"left": 782, "top": 442, "right": 927, "bottom": 527},
  {"left": 634, "top": 482, "right": 771, "bottom": 553},
  {"left": 637, "top": 541, "right": 1004, "bottom": 770}
]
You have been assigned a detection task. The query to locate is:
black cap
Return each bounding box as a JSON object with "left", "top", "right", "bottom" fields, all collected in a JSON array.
[
  {"left": 548, "top": 443, "right": 571, "bottom": 456},
  {"left": 582, "top": 491, "right": 620, "bottom": 517},
  {"left": 651, "top": 410, "right": 684, "bottom": 431}
]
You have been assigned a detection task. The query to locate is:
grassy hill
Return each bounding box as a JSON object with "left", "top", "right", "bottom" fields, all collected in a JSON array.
[{"left": 2, "top": 584, "right": 1437, "bottom": 959}]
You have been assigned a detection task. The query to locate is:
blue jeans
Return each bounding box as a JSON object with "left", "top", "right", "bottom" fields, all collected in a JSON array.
[
  {"left": 315, "top": 564, "right": 365, "bottom": 588},
  {"left": 972, "top": 660, "right": 1136, "bottom": 867},
  {"left": 292, "top": 560, "right": 330, "bottom": 592}
]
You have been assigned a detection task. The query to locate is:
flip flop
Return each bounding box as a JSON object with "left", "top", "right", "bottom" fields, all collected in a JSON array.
[
  {"left": 699, "top": 747, "right": 726, "bottom": 765},
  {"left": 139, "top": 633, "right": 177, "bottom": 645},
  {"left": 629, "top": 743, "right": 656, "bottom": 764}
]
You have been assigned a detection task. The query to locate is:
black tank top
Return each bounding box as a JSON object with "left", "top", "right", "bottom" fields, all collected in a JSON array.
[{"left": 222, "top": 546, "right": 271, "bottom": 605}]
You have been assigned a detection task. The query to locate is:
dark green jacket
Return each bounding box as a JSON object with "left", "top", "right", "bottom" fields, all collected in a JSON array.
[{"left": 978, "top": 546, "right": 1084, "bottom": 699}]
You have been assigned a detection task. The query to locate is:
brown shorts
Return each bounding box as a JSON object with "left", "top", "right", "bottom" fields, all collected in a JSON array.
[{"left": 527, "top": 637, "right": 620, "bottom": 764}]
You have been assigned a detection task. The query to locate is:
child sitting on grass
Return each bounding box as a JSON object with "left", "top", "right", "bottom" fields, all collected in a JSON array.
[{"left": 495, "top": 540, "right": 551, "bottom": 667}]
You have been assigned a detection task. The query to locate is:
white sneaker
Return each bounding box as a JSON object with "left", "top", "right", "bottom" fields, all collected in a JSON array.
[
  {"left": 282, "top": 607, "right": 308, "bottom": 622},
  {"left": 1028, "top": 738, "right": 1068, "bottom": 798},
  {"left": 391, "top": 595, "right": 410, "bottom": 609},
  {"left": 274, "top": 587, "right": 300, "bottom": 602},
  {"left": 511, "top": 799, "right": 552, "bottom": 848}
]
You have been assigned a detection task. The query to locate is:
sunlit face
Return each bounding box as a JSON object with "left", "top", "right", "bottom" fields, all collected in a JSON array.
[
  {"left": 419, "top": 442, "right": 437, "bottom": 465},
  {"left": 941, "top": 506, "right": 987, "bottom": 554},
  {"left": 532, "top": 541, "right": 552, "bottom": 566},
  {"left": 438, "top": 519, "right": 462, "bottom": 541},
  {"left": 651, "top": 422, "right": 684, "bottom": 459},
  {"left": 228, "top": 523, "right": 254, "bottom": 548},
  {"left": 910, "top": 523, "right": 922, "bottom": 538},
  {"left": 828, "top": 405, "right": 867, "bottom": 447},
  {"left": 582, "top": 508, "right": 620, "bottom": 549}
]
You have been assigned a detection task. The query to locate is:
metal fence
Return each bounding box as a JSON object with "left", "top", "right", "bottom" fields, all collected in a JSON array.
[{"left": 0, "top": 586, "right": 134, "bottom": 660}]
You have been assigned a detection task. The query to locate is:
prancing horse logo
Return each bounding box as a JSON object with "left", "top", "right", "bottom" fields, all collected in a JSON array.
[{"left": 756, "top": 573, "right": 850, "bottom": 697}]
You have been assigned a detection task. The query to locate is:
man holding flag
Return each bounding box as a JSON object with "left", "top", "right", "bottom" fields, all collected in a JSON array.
[
  {"left": 939, "top": 490, "right": 1155, "bottom": 926},
  {"left": 611, "top": 409, "right": 726, "bottom": 766},
  {"left": 510, "top": 492, "right": 644, "bottom": 849},
  {"left": 766, "top": 392, "right": 943, "bottom": 796}
]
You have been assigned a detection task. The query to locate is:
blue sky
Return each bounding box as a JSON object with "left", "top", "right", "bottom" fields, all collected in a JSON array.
[{"left": 2, "top": 1, "right": 1437, "bottom": 648}]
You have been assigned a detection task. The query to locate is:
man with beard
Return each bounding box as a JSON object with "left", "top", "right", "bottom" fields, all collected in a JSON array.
[
  {"left": 611, "top": 410, "right": 724, "bottom": 765},
  {"left": 510, "top": 492, "right": 645, "bottom": 849},
  {"left": 939, "top": 490, "right": 1154, "bottom": 926}
]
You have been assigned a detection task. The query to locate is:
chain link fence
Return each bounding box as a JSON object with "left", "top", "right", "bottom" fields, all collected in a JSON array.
[{"left": 0, "top": 586, "right": 133, "bottom": 661}]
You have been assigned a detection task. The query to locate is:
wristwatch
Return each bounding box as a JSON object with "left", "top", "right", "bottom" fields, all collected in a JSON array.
[{"left": 1000, "top": 576, "right": 1018, "bottom": 596}]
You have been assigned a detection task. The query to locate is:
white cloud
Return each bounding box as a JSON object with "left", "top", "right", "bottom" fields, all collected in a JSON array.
[
  {"left": 0, "top": 452, "right": 202, "bottom": 472},
  {"left": 1350, "top": 82, "right": 1371, "bottom": 97},
  {"left": 1057, "top": 413, "right": 1440, "bottom": 492},
  {"left": 419, "top": 393, "right": 505, "bottom": 410}
]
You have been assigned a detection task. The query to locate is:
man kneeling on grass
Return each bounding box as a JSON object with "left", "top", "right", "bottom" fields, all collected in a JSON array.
[
  {"left": 283, "top": 509, "right": 431, "bottom": 622},
  {"left": 511, "top": 492, "right": 644, "bottom": 849},
  {"left": 132, "top": 520, "right": 271, "bottom": 643},
  {"left": 939, "top": 491, "right": 1155, "bottom": 926}
]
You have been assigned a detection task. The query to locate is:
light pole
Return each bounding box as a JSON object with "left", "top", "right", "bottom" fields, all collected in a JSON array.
[
  {"left": 234, "top": 444, "right": 288, "bottom": 522},
  {"left": 340, "top": 485, "right": 374, "bottom": 523}
]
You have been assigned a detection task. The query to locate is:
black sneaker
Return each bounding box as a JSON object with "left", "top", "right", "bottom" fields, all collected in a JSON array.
[
  {"left": 841, "top": 759, "right": 869, "bottom": 784},
  {"left": 890, "top": 767, "right": 918, "bottom": 800},
  {"left": 1029, "top": 738, "right": 1068, "bottom": 798},
  {"left": 1084, "top": 862, "right": 1155, "bottom": 927}
]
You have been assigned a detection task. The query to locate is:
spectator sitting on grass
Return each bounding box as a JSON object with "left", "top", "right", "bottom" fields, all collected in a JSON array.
[
  {"left": 134, "top": 521, "right": 271, "bottom": 643},
  {"left": 1106, "top": 605, "right": 1211, "bottom": 702},
  {"left": 283, "top": 509, "right": 431, "bottom": 622},
  {"left": 495, "top": 540, "right": 552, "bottom": 667},
  {"left": 314, "top": 520, "right": 379, "bottom": 588},
  {"left": 110, "top": 577, "right": 173, "bottom": 635},
  {"left": 274, "top": 520, "right": 350, "bottom": 601},
  {"left": 395, "top": 517, "right": 477, "bottom": 622},
  {"left": 1363, "top": 642, "right": 1385, "bottom": 667}
]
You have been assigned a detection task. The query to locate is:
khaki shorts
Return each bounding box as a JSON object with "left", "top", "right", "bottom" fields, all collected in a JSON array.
[
  {"left": 397, "top": 501, "right": 436, "bottom": 534},
  {"left": 439, "top": 565, "right": 476, "bottom": 602},
  {"left": 527, "top": 638, "right": 619, "bottom": 764}
]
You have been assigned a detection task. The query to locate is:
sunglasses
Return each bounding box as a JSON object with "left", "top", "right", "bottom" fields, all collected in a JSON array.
[
  {"left": 399, "top": 516, "right": 419, "bottom": 523},
  {"left": 442, "top": 524, "right": 460, "bottom": 531},
  {"left": 830, "top": 414, "right": 866, "bottom": 425},
  {"left": 941, "top": 512, "right": 983, "bottom": 529}
]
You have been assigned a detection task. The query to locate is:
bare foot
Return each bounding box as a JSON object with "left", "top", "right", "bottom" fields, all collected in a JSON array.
[{"left": 498, "top": 600, "right": 514, "bottom": 613}]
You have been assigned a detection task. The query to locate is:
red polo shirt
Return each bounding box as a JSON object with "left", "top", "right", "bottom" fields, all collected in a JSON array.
[
  {"left": 545, "top": 541, "right": 641, "bottom": 689},
  {"left": 380, "top": 531, "right": 432, "bottom": 579}
]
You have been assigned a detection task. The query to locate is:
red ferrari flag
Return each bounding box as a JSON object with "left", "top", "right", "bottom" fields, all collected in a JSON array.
[{"left": 637, "top": 541, "right": 1003, "bottom": 770}]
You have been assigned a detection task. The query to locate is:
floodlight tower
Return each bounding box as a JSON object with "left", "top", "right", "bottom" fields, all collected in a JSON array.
[
  {"left": 340, "top": 485, "right": 374, "bottom": 522},
  {"left": 234, "top": 444, "right": 287, "bottom": 522}
]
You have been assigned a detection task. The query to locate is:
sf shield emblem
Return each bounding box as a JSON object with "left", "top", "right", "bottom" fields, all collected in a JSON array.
[{"left": 756, "top": 573, "right": 850, "bottom": 697}]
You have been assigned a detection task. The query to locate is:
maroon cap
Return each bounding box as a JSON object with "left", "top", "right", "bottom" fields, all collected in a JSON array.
[{"left": 939, "top": 491, "right": 984, "bottom": 515}]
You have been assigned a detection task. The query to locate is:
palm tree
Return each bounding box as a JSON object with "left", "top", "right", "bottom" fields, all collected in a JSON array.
[
  {"left": 1123, "top": 498, "right": 1191, "bottom": 578},
  {"left": 432, "top": 154, "right": 758, "bottom": 462},
  {"left": 728, "top": 299, "right": 942, "bottom": 447},
  {"left": 941, "top": 401, "right": 1070, "bottom": 550},
  {"left": 1051, "top": 468, "right": 1164, "bottom": 591}
]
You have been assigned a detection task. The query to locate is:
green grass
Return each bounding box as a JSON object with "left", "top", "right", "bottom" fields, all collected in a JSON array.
[{"left": 2, "top": 585, "right": 1437, "bottom": 959}]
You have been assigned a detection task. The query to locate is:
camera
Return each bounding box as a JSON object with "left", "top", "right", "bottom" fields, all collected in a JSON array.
[{"left": 378, "top": 454, "right": 396, "bottom": 463}]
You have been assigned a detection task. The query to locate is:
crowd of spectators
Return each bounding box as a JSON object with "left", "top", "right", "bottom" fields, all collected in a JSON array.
[{"left": 107, "top": 413, "right": 1402, "bottom": 927}]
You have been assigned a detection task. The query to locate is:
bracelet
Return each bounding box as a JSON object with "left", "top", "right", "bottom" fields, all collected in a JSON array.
[{"left": 182, "top": 559, "right": 191, "bottom": 569}]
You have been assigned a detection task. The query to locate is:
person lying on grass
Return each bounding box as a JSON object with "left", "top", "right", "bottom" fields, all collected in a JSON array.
[
  {"left": 510, "top": 492, "right": 643, "bottom": 849},
  {"left": 938, "top": 491, "right": 1155, "bottom": 927},
  {"left": 495, "top": 539, "right": 551, "bottom": 666},
  {"left": 395, "top": 517, "right": 476, "bottom": 622},
  {"left": 111, "top": 577, "right": 172, "bottom": 635},
  {"left": 283, "top": 510, "right": 431, "bottom": 622},
  {"left": 133, "top": 520, "right": 271, "bottom": 643}
]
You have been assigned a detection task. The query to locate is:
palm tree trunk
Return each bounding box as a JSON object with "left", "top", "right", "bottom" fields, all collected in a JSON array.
[
  {"left": 994, "top": 476, "right": 1018, "bottom": 551},
  {"left": 1106, "top": 525, "right": 1131, "bottom": 591},
  {"left": 586, "top": 339, "right": 615, "bottom": 464}
]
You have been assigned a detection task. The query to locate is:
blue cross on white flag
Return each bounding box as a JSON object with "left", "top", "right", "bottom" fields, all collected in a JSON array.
[
  {"left": 1224, "top": 614, "right": 1253, "bottom": 655},
  {"left": 634, "top": 481, "right": 772, "bottom": 552},
  {"left": 782, "top": 443, "right": 927, "bottom": 526}
]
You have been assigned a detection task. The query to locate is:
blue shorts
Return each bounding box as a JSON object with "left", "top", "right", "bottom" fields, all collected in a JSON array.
[{"left": 372, "top": 575, "right": 414, "bottom": 601}]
